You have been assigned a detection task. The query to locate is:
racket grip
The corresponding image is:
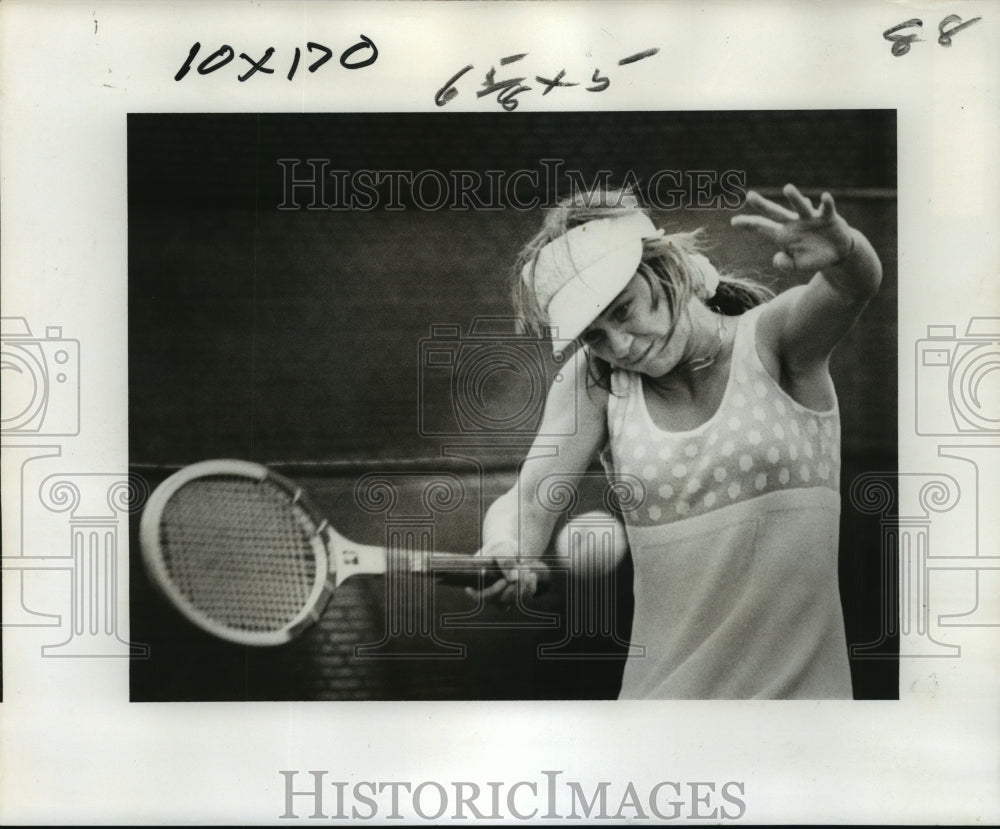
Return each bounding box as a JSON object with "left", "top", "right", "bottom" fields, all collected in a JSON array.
[
  {"left": 424, "top": 553, "right": 504, "bottom": 585},
  {"left": 428, "top": 553, "right": 550, "bottom": 590}
]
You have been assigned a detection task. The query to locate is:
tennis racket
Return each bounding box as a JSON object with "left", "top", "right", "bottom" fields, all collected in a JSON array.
[{"left": 139, "top": 458, "right": 518, "bottom": 646}]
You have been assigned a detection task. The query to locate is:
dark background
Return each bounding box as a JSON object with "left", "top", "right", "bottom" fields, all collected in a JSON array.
[{"left": 129, "top": 111, "right": 898, "bottom": 701}]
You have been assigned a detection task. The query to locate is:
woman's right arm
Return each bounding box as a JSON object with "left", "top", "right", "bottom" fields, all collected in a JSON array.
[{"left": 476, "top": 347, "right": 610, "bottom": 603}]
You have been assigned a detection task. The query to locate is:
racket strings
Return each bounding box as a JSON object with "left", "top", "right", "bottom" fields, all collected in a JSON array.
[{"left": 159, "top": 476, "right": 322, "bottom": 632}]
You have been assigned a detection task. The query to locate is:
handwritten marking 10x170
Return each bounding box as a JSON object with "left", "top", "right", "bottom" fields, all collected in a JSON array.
[{"left": 174, "top": 37, "right": 378, "bottom": 82}]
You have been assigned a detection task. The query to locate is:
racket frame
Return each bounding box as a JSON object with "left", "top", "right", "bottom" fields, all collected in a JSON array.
[
  {"left": 139, "top": 458, "right": 336, "bottom": 646},
  {"left": 140, "top": 458, "right": 533, "bottom": 647}
]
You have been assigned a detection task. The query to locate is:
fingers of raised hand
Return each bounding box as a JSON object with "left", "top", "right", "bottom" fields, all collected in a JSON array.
[
  {"left": 818, "top": 191, "right": 838, "bottom": 220},
  {"left": 772, "top": 250, "right": 796, "bottom": 272},
  {"left": 735, "top": 186, "right": 840, "bottom": 237},
  {"left": 730, "top": 213, "right": 783, "bottom": 241},
  {"left": 744, "top": 189, "right": 798, "bottom": 222},
  {"left": 731, "top": 188, "right": 809, "bottom": 242},
  {"left": 782, "top": 183, "right": 819, "bottom": 219}
]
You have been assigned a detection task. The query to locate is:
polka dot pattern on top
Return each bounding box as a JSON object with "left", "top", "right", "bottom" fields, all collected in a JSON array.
[{"left": 602, "top": 306, "right": 840, "bottom": 528}]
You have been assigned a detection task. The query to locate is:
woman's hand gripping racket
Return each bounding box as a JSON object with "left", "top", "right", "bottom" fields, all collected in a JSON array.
[{"left": 139, "top": 459, "right": 543, "bottom": 646}]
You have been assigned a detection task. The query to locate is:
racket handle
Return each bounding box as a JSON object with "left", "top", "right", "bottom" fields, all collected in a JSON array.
[
  {"left": 422, "top": 553, "right": 550, "bottom": 589},
  {"left": 415, "top": 552, "right": 501, "bottom": 584}
]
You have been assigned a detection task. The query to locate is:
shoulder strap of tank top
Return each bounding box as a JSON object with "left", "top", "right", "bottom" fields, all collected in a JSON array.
[
  {"left": 606, "top": 367, "right": 640, "bottom": 439},
  {"left": 732, "top": 303, "right": 765, "bottom": 366}
]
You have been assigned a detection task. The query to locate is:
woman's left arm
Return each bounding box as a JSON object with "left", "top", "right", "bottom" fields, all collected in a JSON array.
[{"left": 732, "top": 183, "right": 883, "bottom": 373}]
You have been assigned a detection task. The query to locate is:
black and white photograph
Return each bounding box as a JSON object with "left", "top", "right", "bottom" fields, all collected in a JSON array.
[
  {"left": 1, "top": 1, "right": 997, "bottom": 825},
  {"left": 128, "top": 110, "right": 898, "bottom": 702}
]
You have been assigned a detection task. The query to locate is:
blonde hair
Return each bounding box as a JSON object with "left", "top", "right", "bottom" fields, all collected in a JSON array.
[{"left": 512, "top": 187, "right": 774, "bottom": 386}]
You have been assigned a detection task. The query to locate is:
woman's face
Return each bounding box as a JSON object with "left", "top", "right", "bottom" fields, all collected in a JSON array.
[{"left": 579, "top": 273, "right": 692, "bottom": 377}]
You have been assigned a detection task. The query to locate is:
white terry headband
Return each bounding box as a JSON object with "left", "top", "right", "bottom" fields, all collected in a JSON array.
[
  {"left": 522, "top": 212, "right": 721, "bottom": 353},
  {"left": 522, "top": 212, "right": 663, "bottom": 353}
]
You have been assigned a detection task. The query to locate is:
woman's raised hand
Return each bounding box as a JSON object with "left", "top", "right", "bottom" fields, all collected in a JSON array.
[{"left": 732, "top": 183, "right": 856, "bottom": 273}]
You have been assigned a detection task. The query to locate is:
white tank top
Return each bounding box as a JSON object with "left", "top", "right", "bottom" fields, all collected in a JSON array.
[{"left": 601, "top": 304, "right": 853, "bottom": 699}]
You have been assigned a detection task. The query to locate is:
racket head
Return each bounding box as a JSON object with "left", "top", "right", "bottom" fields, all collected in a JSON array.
[{"left": 139, "top": 459, "right": 334, "bottom": 646}]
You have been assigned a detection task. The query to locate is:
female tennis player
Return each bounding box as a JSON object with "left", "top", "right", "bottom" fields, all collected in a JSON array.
[{"left": 476, "top": 183, "right": 882, "bottom": 699}]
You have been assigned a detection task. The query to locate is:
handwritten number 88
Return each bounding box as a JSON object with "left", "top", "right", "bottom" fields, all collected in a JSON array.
[{"left": 883, "top": 15, "right": 983, "bottom": 57}]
